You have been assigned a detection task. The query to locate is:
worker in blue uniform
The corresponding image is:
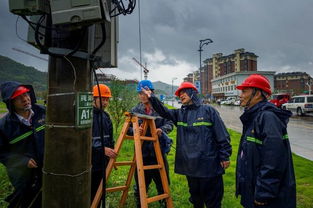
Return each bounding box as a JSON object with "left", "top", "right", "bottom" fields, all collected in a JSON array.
[
  {"left": 235, "top": 74, "right": 296, "bottom": 208},
  {"left": 0, "top": 81, "right": 45, "bottom": 208},
  {"left": 142, "top": 81, "right": 232, "bottom": 208}
]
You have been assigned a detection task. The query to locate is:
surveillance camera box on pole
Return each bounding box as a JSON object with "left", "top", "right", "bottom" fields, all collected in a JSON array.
[
  {"left": 50, "top": 0, "right": 107, "bottom": 25},
  {"left": 9, "top": 0, "right": 48, "bottom": 15}
]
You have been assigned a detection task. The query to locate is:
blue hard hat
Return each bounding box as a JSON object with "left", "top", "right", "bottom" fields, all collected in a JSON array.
[{"left": 137, "top": 80, "right": 154, "bottom": 92}]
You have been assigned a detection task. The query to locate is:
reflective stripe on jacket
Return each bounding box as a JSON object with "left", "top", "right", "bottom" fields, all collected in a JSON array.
[
  {"left": 149, "top": 95, "right": 232, "bottom": 177},
  {"left": 91, "top": 107, "right": 114, "bottom": 171},
  {"left": 236, "top": 101, "right": 296, "bottom": 208},
  {"left": 0, "top": 104, "right": 45, "bottom": 190}
]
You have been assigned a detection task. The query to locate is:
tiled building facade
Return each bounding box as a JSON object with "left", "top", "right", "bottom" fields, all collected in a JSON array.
[
  {"left": 199, "top": 48, "right": 258, "bottom": 96},
  {"left": 211, "top": 71, "right": 275, "bottom": 99},
  {"left": 274, "top": 72, "right": 313, "bottom": 95},
  {"left": 184, "top": 49, "right": 258, "bottom": 96}
]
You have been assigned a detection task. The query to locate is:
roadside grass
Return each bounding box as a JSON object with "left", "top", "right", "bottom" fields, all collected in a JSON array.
[
  {"left": 0, "top": 111, "right": 312, "bottom": 207},
  {"left": 0, "top": 165, "right": 13, "bottom": 208},
  {"left": 0, "top": 103, "right": 7, "bottom": 114},
  {"left": 99, "top": 129, "right": 313, "bottom": 207}
]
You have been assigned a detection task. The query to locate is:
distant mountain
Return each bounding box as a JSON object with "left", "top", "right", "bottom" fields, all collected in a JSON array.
[
  {"left": 0, "top": 55, "right": 47, "bottom": 92},
  {"left": 0, "top": 55, "right": 179, "bottom": 97},
  {"left": 153, "top": 81, "right": 178, "bottom": 96}
]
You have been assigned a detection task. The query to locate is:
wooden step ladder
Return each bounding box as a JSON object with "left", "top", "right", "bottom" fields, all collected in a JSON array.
[{"left": 91, "top": 112, "right": 173, "bottom": 208}]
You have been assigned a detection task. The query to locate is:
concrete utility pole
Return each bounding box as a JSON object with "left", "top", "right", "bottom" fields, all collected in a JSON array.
[{"left": 43, "top": 27, "right": 92, "bottom": 208}]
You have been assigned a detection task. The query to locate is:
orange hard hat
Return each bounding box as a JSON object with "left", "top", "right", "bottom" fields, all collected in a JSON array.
[
  {"left": 175, "top": 82, "right": 198, "bottom": 96},
  {"left": 93, "top": 84, "right": 112, "bottom": 98},
  {"left": 11, "top": 86, "right": 30, "bottom": 99},
  {"left": 236, "top": 74, "right": 272, "bottom": 95}
]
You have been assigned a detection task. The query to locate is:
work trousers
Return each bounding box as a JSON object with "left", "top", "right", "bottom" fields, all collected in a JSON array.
[
  {"left": 6, "top": 170, "right": 42, "bottom": 208},
  {"left": 91, "top": 157, "right": 109, "bottom": 206},
  {"left": 134, "top": 154, "right": 170, "bottom": 208},
  {"left": 186, "top": 175, "right": 224, "bottom": 208}
]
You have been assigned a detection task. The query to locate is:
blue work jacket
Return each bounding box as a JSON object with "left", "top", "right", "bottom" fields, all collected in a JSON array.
[
  {"left": 0, "top": 81, "right": 45, "bottom": 191},
  {"left": 236, "top": 101, "right": 296, "bottom": 208},
  {"left": 92, "top": 107, "right": 114, "bottom": 171},
  {"left": 131, "top": 102, "right": 174, "bottom": 157},
  {"left": 149, "top": 95, "right": 232, "bottom": 178}
]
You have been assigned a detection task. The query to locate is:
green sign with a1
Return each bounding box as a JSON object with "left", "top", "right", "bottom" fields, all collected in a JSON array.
[{"left": 76, "top": 92, "right": 93, "bottom": 127}]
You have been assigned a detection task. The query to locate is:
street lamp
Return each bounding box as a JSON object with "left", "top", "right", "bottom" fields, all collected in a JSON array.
[
  {"left": 198, "top": 38, "right": 213, "bottom": 96},
  {"left": 172, "top": 77, "right": 177, "bottom": 106},
  {"left": 198, "top": 38, "right": 213, "bottom": 71},
  {"left": 306, "top": 78, "right": 312, "bottom": 95}
]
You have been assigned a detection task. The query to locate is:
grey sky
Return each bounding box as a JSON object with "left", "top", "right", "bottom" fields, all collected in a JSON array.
[{"left": 1, "top": 0, "right": 312, "bottom": 85}]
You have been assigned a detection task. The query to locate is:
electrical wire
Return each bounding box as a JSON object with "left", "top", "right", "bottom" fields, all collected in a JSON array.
[
  {"left": 92, "top": 23, "right": 106, "bottom": 56},
  {"left": 20, "top": 14, "right": 71, "bottom": 34},
  {"left": 15, "top": 16, "right": 28, "bottom": 42},
  {"left": 34, "top": 14, "right": 57, "bottom": 56},
  {"left": 92, "top": 68, "right": 107, "bottom": 208},
  {"left": 65, "top": 27, "right": 87, "bottom": 57},
  {"left": 110, "top": 0, "right": 136, "bottom": 17},
  {"left": 20, "top": 15, "right": 46, "bottom": 36},
  {"left": 91, "top": 23, "right": 110, "bottom": 204},
  {"left": 63, "top": 56, "right": 77, "bottom": 90},
  {"left": 138, "top": 0, "right": 142, "bottom": 80}
]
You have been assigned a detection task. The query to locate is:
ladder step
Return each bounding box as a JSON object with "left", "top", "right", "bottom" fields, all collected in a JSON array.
[
  {"left": 140, "top": 136, "right": 156, "bottom": 141},
  {"left": 106, "top": 185, "right": 128, "bottom": 193},
  {"left": 143, "top": 164, "right": 162, "bottom": 170},
  {"left": 114, "top": 161, "right": 135, "bottom": 166},
  {"left": 124, "top": 135, "right": 134, "bottom": 140},
  {"left": 147, "top": 193, "right": 169, "bottom": 203}
]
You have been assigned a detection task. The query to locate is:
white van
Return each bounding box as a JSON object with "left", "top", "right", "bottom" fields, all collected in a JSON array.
[{"left": 281, "top": 95, "right": 313, "bottom": 116}]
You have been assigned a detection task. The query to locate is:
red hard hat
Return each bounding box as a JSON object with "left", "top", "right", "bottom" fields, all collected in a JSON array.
[
  {"left": 11, "top": 86, "right": 30, "bottom": 99},
  {"left": 175, "top": 82, "right": 198, "bottom": 96},
  {"left": 236, "top": 74, "right": 272, "bottom": 95}
]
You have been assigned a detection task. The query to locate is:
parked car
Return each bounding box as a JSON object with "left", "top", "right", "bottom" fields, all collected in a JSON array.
[
  {"left": 221, "top": 97, "right": 236, "bottom": 105},
  {"left": 269, "top": 93, "right": 290, "bottom": 108},
  {"left": 281, "top": 95, "right": 313, "bottom": 116},
  {"left": 234, "top": 100, "right": 241, "bottom": 106}
]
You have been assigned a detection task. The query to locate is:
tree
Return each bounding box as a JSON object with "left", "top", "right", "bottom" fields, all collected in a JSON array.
[{"left": 108, "top": 79, "right": 138, "bottom": 135}]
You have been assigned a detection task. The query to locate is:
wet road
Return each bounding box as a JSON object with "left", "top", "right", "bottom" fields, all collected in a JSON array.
[
  {"left": 214, "top": 105, "right": 313, "bottom": 161},
  {"left": 168, "top": 101, "right": 313, "bottom": 161}
]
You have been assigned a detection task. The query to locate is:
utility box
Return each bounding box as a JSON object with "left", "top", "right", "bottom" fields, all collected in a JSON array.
[
  {"left": 9, "top": 0, "right": 48, "bottom": 15},
  {"left": 89, "top": 2, "right": 119, "bottom": 68},
  {"left": 89, "top": 0, "right": 117, "bottom": 68},
  {"left": 89, "top": 15, "right": 118, "bottom": 68},
  {"left": 50, "top": 0, "right": 106, "bottom": 25},
  {"left": 89, "top": 16, "right": 118, "bottom": 68}
]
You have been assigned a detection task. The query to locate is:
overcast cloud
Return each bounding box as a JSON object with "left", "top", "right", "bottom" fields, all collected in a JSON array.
[{"left": 1, "top": 0, "right": 312, "bottom": 85}]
